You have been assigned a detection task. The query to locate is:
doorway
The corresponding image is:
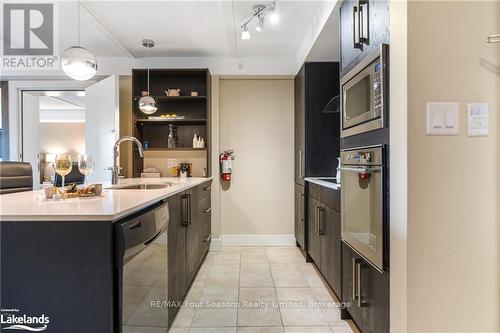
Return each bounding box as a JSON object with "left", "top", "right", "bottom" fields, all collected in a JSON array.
[
  {"left": 22, "top": 91, "right": 86, "bottom": 188},
  {"left": 20, "top": 75, "right": 119, "bottom": 189}
]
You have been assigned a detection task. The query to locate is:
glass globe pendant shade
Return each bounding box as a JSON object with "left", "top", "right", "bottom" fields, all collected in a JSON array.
[
  {"left": 61, "top": 46, "right": 97, "bottom": 81},
  {"left": 138, "top": 95, "right": 158, "bottom": 114}
]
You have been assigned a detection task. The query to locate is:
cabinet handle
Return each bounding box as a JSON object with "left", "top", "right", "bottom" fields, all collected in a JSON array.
[
  {"left": 204, "top": 186, "right": 211, "bottom": 191},
  {"left": 318, "top": 207, "right": 324, "bottom": 235},
  {"left": 299, "top": 193, "right": 305, "bottom": 222},
  {"left": 181, "top": 196, "right": 189, "bottom": 227},
  {"left": 204, "top": 235, "right": 211, "bottom": 242},
  {"left": 352, "top": 258, "right": 357, "bottom": 301},
  {"left": 204, "top": 207, "right": 211, "bottom": 213},
  {"left": 357, "top": 262, "right": 362, "bottom": 307},
  {"left": 298, "top": 150, "right": 304, "bottom": 180},
  {"left": 187, "top": 194, "right": 192, "bottom": 226},
  {"left": 358, "top": 0, "right": 369, "bottom": 45},
  {"left": 353, "top": 6, "right": 363, "bottom": 50},
  {"left": 314, "top": 206, "right": 319, "bottom": 235}
]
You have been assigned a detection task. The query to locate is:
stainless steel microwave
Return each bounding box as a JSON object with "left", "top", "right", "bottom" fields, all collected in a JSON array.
[{"left": 341, "top": 44, "right": 389, "bottom": 138}]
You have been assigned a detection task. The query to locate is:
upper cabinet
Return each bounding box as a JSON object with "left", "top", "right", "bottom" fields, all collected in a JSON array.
[
  {"left": 340, "top": 0, "right": 389, "bottom": 76},
  {"left": 294, "top": 62, "right": 341, "bottom": 185}
]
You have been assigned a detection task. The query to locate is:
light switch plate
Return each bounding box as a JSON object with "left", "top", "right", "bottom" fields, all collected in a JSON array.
[
  {"left": 467, "top": 103, "right": 488, "bottom": 136},
  {"left": 426, "top": 102, "right": 460, "bottom": 135},
  {"left": 167, "top": 159, "right": 177, "bottom": 168}
]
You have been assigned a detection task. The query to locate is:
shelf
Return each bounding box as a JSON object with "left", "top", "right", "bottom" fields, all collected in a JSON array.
[
  {"left": 137, "top": 147, "right": 207, "bottom": 152},
  {"left": 133, "top": 96, "right": 207, "bottom": 101},
  {"left": 135, "top": 118, "right": 207, "bottom": 125}
]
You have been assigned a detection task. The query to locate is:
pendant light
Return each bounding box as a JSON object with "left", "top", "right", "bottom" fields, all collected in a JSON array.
[
  {"left": 61, "top": 0, "right": 97, "bottom": 81},
  {"left": 138, "top": 39, "right": 157, "bottom": 115}
]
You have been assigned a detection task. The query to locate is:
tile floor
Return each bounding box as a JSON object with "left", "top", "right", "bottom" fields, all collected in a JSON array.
[{"left": 169, "top": 247, "right": 358, "bottom": 333}]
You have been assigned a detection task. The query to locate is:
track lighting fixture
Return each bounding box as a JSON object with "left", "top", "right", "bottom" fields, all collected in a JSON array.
[{"left": 240, "top": 1, "right": 279, "bottom": 39}]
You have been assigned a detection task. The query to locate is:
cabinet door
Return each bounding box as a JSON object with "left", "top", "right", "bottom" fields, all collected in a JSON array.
[
  {"left": 340, "top": 0, "right": 389, "bottom": 76},
  {"left": 367, "top": 0, "right": 389, "bottom": 52},
  {"left": 168, "top": 193, "right": 187, "bottom": 326},
  {"left": 320, "top": 205, "right": 342, "bottom": 298},
  {"left": 295, "top": 184, "right": 305, "bottom": 249},
  {"left": 198, "top": 193, "right": 212, "bottom": 259},
  {"left": 341, "top": 243, "right": 363, "bottom": 327},
  {"left": 360, "top": 261, "right": 389, "bottom": 333},
  {"left": 340, "top": 0, "right": 363, "bottom": 74},
  {"left": 294, "top": 65, "right": 305, "bottom": 185},
  {"left": 307, "top": 196, "right": 321, "bottom": 265},
  {"left": 185, "top": 191, "right": 200, "bottom": 283}
]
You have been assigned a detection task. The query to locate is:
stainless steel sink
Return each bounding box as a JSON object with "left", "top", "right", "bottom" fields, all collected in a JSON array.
[{"left": 113, "top": 183, "right": 173, "bottom": 190}]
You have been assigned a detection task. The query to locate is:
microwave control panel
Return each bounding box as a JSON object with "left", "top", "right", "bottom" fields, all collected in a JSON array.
[{"left": 373, "top": 62, "right": 382, "bottom": 117}]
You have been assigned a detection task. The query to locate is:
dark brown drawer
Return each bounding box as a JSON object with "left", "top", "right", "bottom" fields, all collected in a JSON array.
[
  {"left": 307, "top": 182, "right": 340, "bottom": 212},
  {"left": 198, "top": 194, "right": 211, "bottom": 229},
  {"left": 197, "top": 180, "right": 212, "bottom": 200}
]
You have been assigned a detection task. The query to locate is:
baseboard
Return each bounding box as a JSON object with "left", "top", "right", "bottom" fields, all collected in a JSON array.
[
  {"left": 210, "top": 236, "right": 222, "bottom": 251},
  {"left": 222, "top": 234, "right": 296, "bottom": 247}
]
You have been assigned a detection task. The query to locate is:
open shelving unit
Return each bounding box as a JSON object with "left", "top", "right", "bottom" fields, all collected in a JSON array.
[{"left": 131, "top": 68, "right": 211, "bottom": 177}]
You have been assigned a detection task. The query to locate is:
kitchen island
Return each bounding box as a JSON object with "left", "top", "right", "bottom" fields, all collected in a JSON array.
[{"left": 0, "top": 177, "right": 212, "bottom": 333}]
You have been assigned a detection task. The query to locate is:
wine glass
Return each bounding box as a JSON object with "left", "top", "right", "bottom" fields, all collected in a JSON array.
[
  {"left": 78, "top": 154, "right": 95, "bottom": 186},
  {"left": 55, "top": 154, "right": 72, "bottom": 189}
]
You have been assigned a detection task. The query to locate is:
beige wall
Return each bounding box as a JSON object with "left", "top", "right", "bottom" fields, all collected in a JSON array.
[
  {"left": 219, "top": 79, "right": 294, "bottom": 238},
  {"left": 389, "top": 0, "right": 408, "bottom": 331},
  {"left": 143, "top": 150, "right": 207, "bottom": 177},
  {"left": 39, "top": 122, "right": 85, "bottom": 180},
  {"left": 399, "top": 1, "right": 499, "bottom": 331}
]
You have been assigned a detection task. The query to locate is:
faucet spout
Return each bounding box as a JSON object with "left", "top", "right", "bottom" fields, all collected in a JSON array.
[{"left": 112, "top": 136, "right": 144, "bottom": 184}]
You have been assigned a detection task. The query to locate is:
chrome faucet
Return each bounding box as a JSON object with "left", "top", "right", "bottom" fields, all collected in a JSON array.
[{"left": 112, "top": 136, "right": 144, "bottom": 184}]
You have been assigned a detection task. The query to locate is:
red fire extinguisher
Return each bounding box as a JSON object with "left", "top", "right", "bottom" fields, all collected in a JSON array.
[{"left": 219, "top": 150, "right": 234, "bottom": 182}]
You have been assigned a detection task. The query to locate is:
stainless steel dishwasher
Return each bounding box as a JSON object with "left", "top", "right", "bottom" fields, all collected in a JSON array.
[{"left": 115, "top": 200, "right": 169, "bottom": 333}]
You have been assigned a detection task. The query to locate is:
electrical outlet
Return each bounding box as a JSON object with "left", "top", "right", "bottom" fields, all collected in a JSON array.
[{"left": 167, "top": 159, "right": 177, "bottom": 168}]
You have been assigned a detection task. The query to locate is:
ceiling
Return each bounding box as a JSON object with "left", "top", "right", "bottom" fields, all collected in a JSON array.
[
  {"left": 2, "top": 1, "right": 339, "bottom": 78},
  {"left": 78, "top": 1, "right": 335, "bottom": 60},
  {"left": 37, "top": 94, "right": 85, "bottom": 123}
]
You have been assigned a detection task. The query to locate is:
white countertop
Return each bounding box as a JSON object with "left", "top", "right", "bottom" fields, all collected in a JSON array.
[
  {"left": 304, "top": 177, "right": 341, "bottom": 190},
  {"left": 0, "top": 177, "right": 212, "bottom": 222}
]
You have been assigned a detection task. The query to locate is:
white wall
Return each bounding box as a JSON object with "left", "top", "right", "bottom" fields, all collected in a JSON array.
[
  {"left": 218, "top": 79, "right": 294, "bottom": 246},
  {"left": 390, "top": 1, "right": 500, "bottom": 331}
]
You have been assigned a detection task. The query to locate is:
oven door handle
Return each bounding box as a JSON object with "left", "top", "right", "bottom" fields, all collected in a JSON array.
[{"left": 338, "top": 166, "right": 381, "bottom": 173}]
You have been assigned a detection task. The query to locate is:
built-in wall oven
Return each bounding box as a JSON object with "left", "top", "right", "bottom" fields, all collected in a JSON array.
[
  {"left": 339, "top": 146, "right": 386, "bottom": 271},
  {"left": 115, "top": 201, "right": 170, "bottom": 333},
  {"left": 341, "top": 44, "right": 389, "bottom": 138}
]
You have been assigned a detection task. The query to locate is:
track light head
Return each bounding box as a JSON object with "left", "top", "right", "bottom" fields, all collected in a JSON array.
[{"left": 241, "top": 25, "right": 251, "bottom": 40}]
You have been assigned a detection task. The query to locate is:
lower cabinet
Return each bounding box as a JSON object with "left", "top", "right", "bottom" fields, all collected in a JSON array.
[
  {"left": 294, "top": 184, "right": 305, "bottom": 249},
  {"left": 306, "top": 183, "right": 342, "bottom": 298},
  {"left": 342, "top": 242, "right": 389, "bottom": 333},
  {"left": 168, "top": 180, "right": 212, "bottom": 326}
]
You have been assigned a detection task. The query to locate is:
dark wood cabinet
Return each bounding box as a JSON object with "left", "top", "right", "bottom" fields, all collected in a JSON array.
[
  {"left": 185, "top": 180, "right": 212, "bottom": 283},
  {"left": 167, "top": 180, "right": 212, "bottom": 325},
  {"left": 342, "top": 242, "right": 389, "bottom": 333},
  {"left": 294, "top": 62, "right": 340, "bottom": 252},
  {"left": 320, "top": 204, "right": 342, "bottom": 297},
  {"left": 307, "top": 196, "right": 322, "bottom": 264},
  {"left": 131, "top": 69, "right": 212, "bottom": 177},
  {"left": 294, "top": 184, "right": 305, "bottom": 249},
  {"left": 340, "top": 0, "right": 389, "bottom": 76},
  {"left": 167, "top": 192, "right": 187, "bottom": 326},
  {"left": 307, "top": 182, "right": 342, "bottom": 299}
]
